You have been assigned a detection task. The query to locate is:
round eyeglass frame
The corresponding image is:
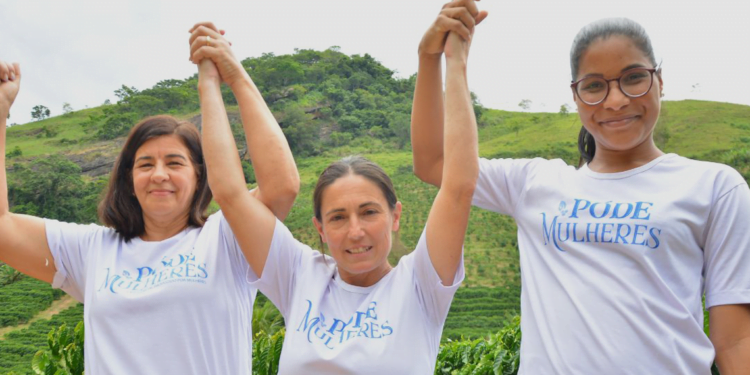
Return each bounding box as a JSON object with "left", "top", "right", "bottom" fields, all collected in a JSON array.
[{"left": 570, "top": 66, "right": 661, "bottom": 106}]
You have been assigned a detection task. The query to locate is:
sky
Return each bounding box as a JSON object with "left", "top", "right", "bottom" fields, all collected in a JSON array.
[{"left": 2, "top": 0, "right": 749, "bottom": 125}]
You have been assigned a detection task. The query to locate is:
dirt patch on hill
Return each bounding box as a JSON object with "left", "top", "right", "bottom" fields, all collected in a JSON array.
[{"left": 0, "top": 295, "right": 79, "bottom": 340}]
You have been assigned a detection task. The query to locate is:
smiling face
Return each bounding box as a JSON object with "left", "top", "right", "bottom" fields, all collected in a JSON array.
[
  {"left": 312, "top": 174, "right": 402, "bottom": 287},
  {"left": 132, "top": 134, "right": 198, "bottom": 226},
  {"left": 574, "top": 35, "right": 663, "bottom": 158}
]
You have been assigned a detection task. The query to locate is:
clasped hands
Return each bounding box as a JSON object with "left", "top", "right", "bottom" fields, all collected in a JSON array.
[
  {"left": 419, "top": 0, "right": 488, "bottom": 64},
  {"left": 189, "top": 22, "right": 247, "bottom": 88}
]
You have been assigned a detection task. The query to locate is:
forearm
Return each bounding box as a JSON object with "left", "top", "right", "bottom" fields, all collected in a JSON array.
[
  {"left": 443, "top": 58, "right": 478, "bottom": 197},
  {"left": 411, "top": 54, "right": 446, "bottom": 187},
  {"left": 1, "top": 106, "right": 9, "bottom": 216},
  {"left": 714, "top": 336, "right": 750, "bottom": 374},
  {"left": 422, "top": 48, "right": 478, "bottom": 286},
  {"left": 710, "top": 304, "right": 750, "bottom": 374},
  {"left": 231, "top": 77, "right": 299, "bottom": 220},
  {"left": 199, "top": 72, "right": 247, "bottom": 205}
]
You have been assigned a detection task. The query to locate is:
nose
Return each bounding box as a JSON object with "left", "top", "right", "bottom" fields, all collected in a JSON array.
[
  {"left": 151, "top": 162, "right": 169, "bottom": 183},
  {"left": 347, "top": 216, "right": 365, "bottom": 240},
  {"left": 602, "top": 80, "right": 630, "bottom": 111}
]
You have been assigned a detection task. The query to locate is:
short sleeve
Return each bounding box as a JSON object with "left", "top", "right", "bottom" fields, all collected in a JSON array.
[
  {"left": 401, "top": 229, "right": 464, "bottom": 325},
  {"left": 472, "top": 157, "right": 546, "bottom": 216},
  {"left": 44, "top": 219, "right": 102, "bottom": 303},
  {"left": 248, "top": 218, "right": 314, "bottom": 317},
  {"left": 703, "top": 182, "right": 750, "bottom": 308}
]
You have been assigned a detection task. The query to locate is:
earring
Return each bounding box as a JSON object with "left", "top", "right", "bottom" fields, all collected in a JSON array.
[{"left": 660, "top": 93, "right": 664, "bottom": 98}]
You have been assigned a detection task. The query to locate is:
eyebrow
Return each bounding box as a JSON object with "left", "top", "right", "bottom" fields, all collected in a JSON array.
[
  {"left": 582, "top": 63, "right": 649, "bottom": 79},
  {"left": 621, "top": 63, "right": 648, "bottom": 72},
  {"left": 324, "top": 201, "right": 382, "bottom": 216},
  {"left": 135, "top": 154, "right": 188, "bottom": 162}
]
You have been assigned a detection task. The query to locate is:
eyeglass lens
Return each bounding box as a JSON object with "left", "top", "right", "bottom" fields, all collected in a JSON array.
[{"left": 576, "top": 69, "right": 653, "bottom": 104}]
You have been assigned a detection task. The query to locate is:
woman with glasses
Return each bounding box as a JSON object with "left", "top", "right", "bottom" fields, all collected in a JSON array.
[{"left": 412, "top": 1, "right": 750, "bottom": 373}]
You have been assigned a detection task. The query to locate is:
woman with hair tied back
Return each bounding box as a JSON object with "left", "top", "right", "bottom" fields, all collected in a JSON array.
[
  {"left": 0, "top": 23, "right": 299, "bottom": 374},
  {"left": 412, "top": 1, "right": 750, "bottom": 374},
  {"left": 190, "top": 14, "right": 479, "bottom": 374}
]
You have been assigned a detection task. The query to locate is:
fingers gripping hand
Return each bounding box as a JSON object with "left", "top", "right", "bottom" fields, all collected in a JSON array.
[
  {"left": 189, "top": 22, "right": 245, "bottom": 87},
  {"left": 419, "top": 0, "right": 488, "bottom": 58},
  {"left": 0, "top": 61, "right": 21, "bottom": 111}
]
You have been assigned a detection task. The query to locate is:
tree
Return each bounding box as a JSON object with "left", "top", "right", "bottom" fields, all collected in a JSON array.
[
  {"left": 31, "top": 105, "right": 51, "bottom": 121},
  {"left": 62, "top": 103, "right": 73, "bottom": 114},
  {"left": 114, "top": 85, "right": 139, "bottom": 102},
  {"left": 518, "top": 99, "right": 532, "bottom": 111},
  {"left": 278, "top": 105, "right": 318, "bottom": 156},
  {"left": 7, "top": 155, "right": 99, "bottom": 222},
  {"left": 559, "top": 104, "right": 571, "bottom": 116}
]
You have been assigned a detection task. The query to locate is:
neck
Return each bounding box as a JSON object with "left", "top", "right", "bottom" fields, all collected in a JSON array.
[
  {"left": 141, "top": 212, "right": 190, "bottom": 242},
  {"left": 587, "top": 139, "right": 664, "bottom": 173},
  {"left": 338, "top": 262, "right": 393, "bottom": 287}
]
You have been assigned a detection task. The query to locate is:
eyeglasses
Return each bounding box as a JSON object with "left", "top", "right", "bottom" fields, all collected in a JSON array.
[{"left": 571, "top": 66, "right": 660, "bottom": 105}]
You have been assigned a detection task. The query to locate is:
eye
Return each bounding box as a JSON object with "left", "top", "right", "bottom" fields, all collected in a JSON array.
[
  {"left": 168, "top": 161, "right": 185, "bottom": 166},
  {"left": 329, "top": 215, "right": 344, "bottom": 222},
  {"left": 363, "top": 209, "right": 378, "bottom": 216},
  {"left": 580, "top": 79, "right": 605, "bottom": 92},
  {"left": 137, "top": 163, "right": 153, "bottom": 169},
  {"left": 622, "top": 71, "right": 648, "bottom": 84}
]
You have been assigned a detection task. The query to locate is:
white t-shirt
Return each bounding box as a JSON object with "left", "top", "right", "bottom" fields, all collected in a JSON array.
[
  {"left": 251, "top": 219, "right": 463, "bottom": 374},
  {"left": 46, "top": 211, "right": 257, "bottom": 375},
  {"left": 472, "top": 153, "right": 750, "bottom": 374}
]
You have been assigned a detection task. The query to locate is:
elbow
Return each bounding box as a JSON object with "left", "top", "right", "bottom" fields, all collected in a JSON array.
[
  {"left": 277, "top": 172, "right": 300, "bottom": 206},
  {"left": 209, "top": 183, "right": 248, "bottom": 209},
  {"left": 412, "top": 163, "right": 430, "bottom": 183},
  {"left": 412, "top": 159, "right": 442, "bottom": 188},
  {"left": 454, "top": 181, "right": 477, "bottom": 204},
  {"left": 267, "top": 174, "right": 300, "bottom": 221},
  {"left": 443, "top": 172, "right": 478, "bottom": 203}
]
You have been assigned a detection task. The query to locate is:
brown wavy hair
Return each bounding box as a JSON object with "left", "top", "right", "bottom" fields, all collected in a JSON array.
[{"left": 98, "top": 115, "right": 212, "bottom": 241}]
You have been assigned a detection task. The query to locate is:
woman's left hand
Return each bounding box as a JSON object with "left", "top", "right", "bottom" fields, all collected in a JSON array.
[{"left": 189, "top": 22, "right": 246, "bottom": 87}]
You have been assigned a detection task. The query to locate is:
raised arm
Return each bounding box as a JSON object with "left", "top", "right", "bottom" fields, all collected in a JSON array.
[
  {"left": 191, "top": 31, "right": 284, "bottom": 277},
  {"left": 0, "top": 61, "right": 56, "bottom": 283},
  {"left": 710, "top": 304, "right": 750, "bottom": 374},
  {"left": 189, "top": 23, "right": 299, "bottom": 220},
  {"left": 424, "top": 32, "right": 479, "bottom": 285},
  {"left": 411, "top": 0, "right": 487, "bottom": 187}
]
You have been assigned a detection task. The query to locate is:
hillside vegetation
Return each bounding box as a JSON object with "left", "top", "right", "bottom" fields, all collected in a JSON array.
[{"left": 2, "top": 47, "right": 748, "bottom": 374}]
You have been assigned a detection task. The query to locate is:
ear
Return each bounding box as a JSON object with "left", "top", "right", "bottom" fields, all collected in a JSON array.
[
  {"left": 312, "top": 216, "right": 327, "bottom": 243},
  {"left": 657, "top": 73, "right": 664, "bottom": 97},
  {"left": 391, "top": 201, "right": 403, "bottom": 232}
]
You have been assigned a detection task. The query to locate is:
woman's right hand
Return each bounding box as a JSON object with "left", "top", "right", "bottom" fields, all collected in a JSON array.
[
  {"left": 418, "top": 0, "right": 488, "bottom": 59},
  {"left": 0, "top": 61, "right": 21, "bottom": 113}
]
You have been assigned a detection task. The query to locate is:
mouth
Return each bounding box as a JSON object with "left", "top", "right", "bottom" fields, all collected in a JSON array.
[
  {"left": 346, "top": 246, "right": 372, "bottom": 255},
  {"left": 599, "top": 115, "right": 640, "bottom": 128},
  {"left": 149, "top": 189, "right": 174, "bottom": 196}
]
